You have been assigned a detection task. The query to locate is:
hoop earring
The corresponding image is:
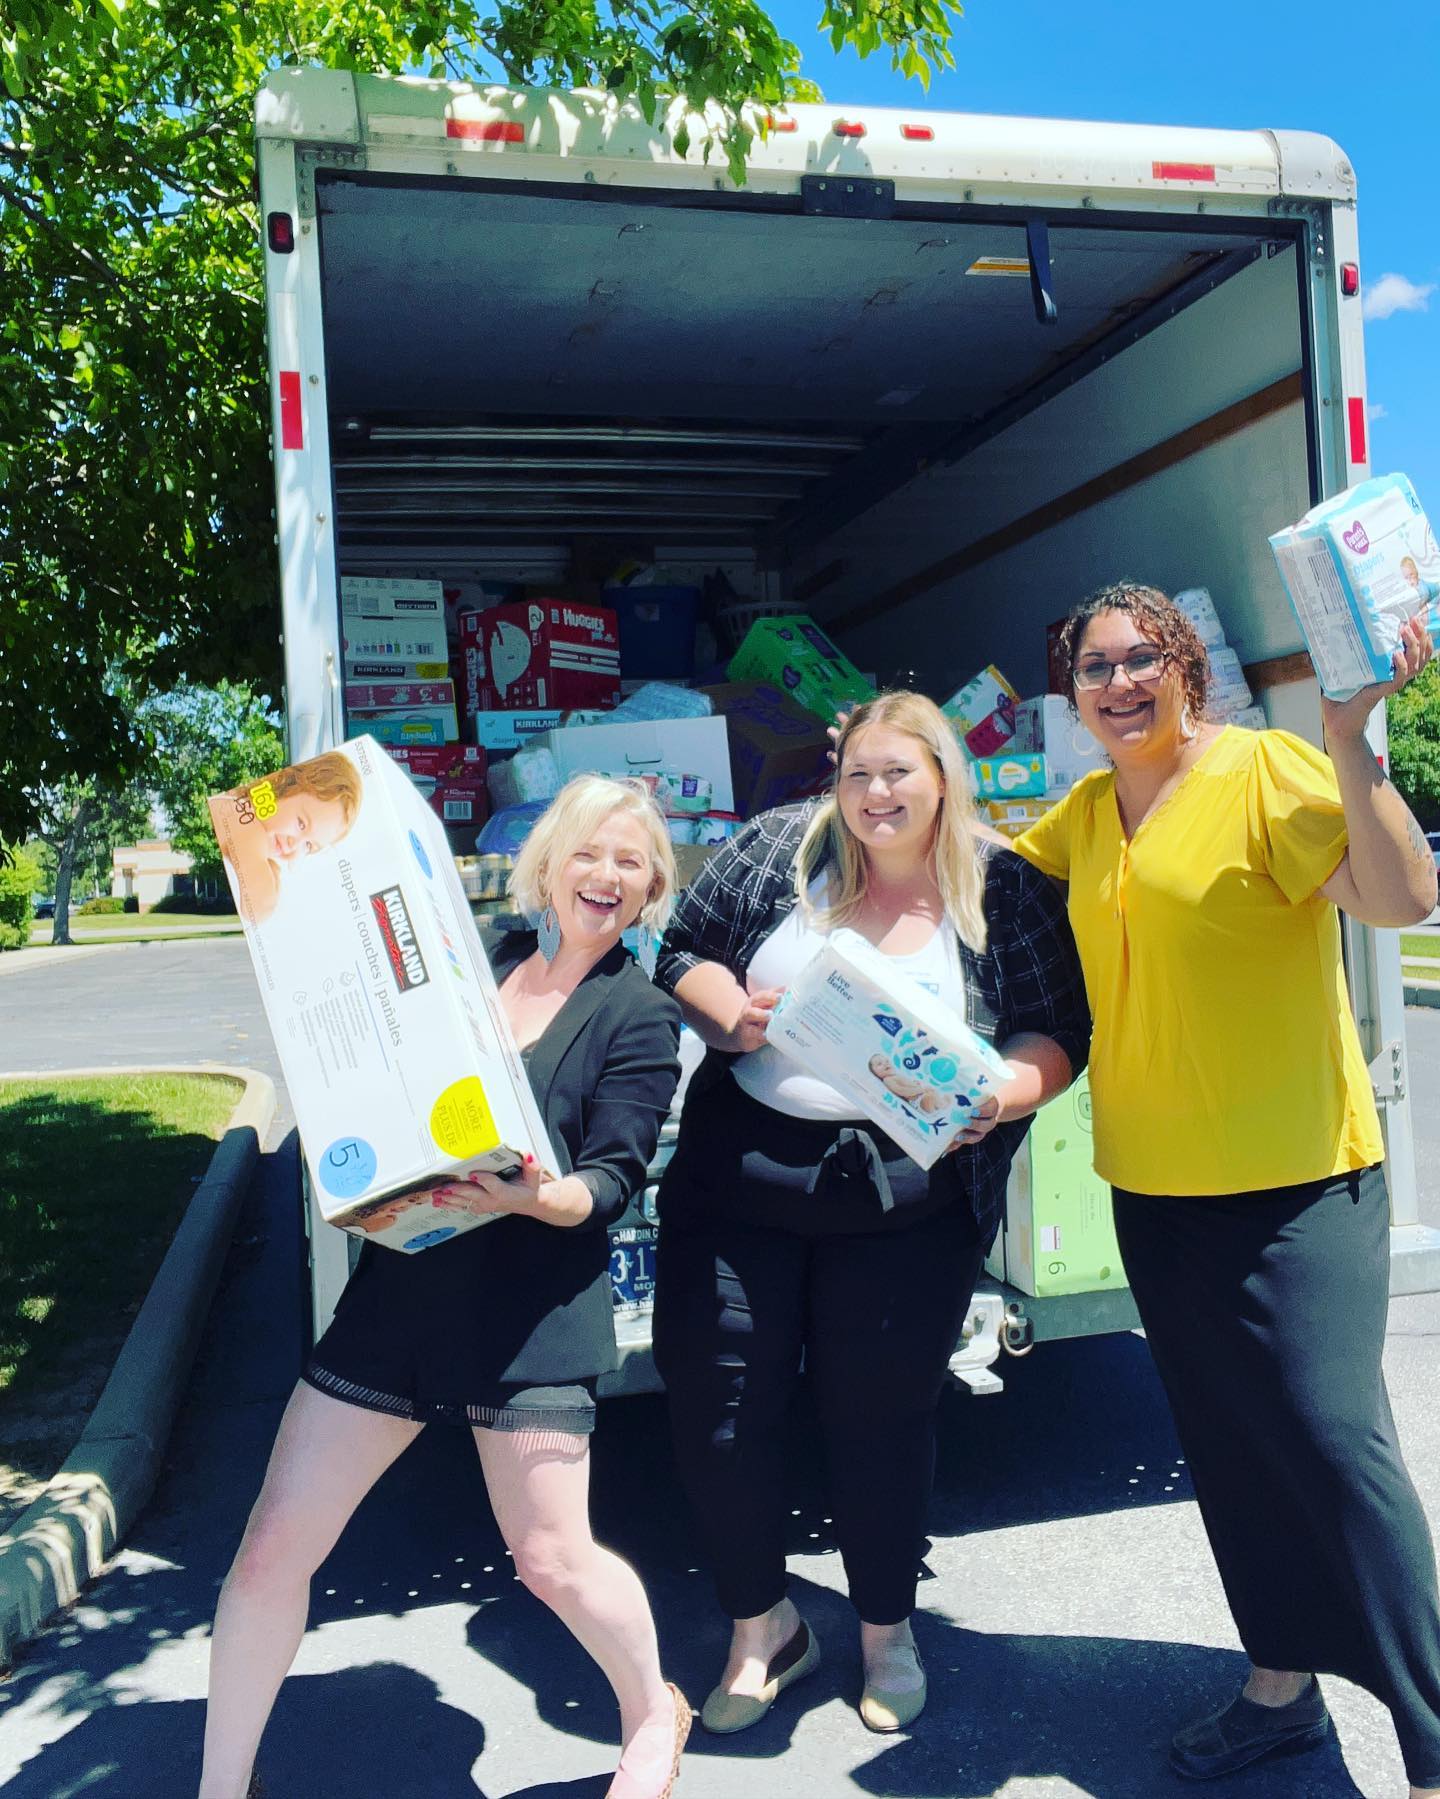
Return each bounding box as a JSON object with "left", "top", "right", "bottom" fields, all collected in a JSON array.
[
  {"left": 1179, "top": 703, "right": 1197, "bottom": 741},
  {"left": 538, "top": 904, "right": 562, "bottom": 963}
]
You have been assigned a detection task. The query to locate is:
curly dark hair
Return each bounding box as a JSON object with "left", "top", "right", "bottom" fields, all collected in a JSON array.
[{"left": 1055, "top": 581, "right": 1211, "bottom": 721}]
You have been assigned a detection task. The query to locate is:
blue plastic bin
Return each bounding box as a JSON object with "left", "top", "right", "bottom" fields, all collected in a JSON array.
[{"left": 607, "top": 585, "right": 700, "bottom": 679}]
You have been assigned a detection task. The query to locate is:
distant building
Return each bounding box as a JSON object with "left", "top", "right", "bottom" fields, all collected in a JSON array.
[{"left": 110, "top": 840, "right": 194, "bottom": 910}]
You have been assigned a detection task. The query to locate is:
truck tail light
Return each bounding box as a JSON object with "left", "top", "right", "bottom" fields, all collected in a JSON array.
[{"left": 267, "top": 212, "right": 295, "bottom": 254}]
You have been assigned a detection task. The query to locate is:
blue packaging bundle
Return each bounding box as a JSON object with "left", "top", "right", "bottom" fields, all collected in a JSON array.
[{"left": 1268, "top": 473, "right": 1440, "bottom": 699}]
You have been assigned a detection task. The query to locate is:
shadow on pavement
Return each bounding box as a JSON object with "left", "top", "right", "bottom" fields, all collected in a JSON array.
[{"left": 3, "top": 1664, "right": 489, "bottom": 1799}]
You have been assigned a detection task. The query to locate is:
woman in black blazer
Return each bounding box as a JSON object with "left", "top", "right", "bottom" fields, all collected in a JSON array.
[{"left": 200, "top": 776, "right": 690, "bottom": 1799}]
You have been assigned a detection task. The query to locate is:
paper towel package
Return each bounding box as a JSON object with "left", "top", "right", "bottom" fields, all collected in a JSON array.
[
  {"left": 208, "top": 736, "right": 557, "bottom": 1253},
  {"left": 1268, "top": 473, "right": 1440, "bottom": 698},
  {"left": 766, "top": 928, "right": 1012, "bottom": 1169}
]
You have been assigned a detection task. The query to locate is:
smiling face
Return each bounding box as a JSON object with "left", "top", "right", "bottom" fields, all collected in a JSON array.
[
  {"left": 1072, "top": 610, "right": 1189, "bottom": 762},
  {"left": 836, "top": 726, "right": 945, "bottom": 862},
  {"left": 266, "top": 791, "right": 351, "bottom": 865},
  {"left": 549, "top": 808, "right": 654, "bottom": 952}
]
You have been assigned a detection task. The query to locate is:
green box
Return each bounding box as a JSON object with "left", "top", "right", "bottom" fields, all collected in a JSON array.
[
  {"left": 986, "top": 1073, "right": 1128, "bottom": 1297},
  {"left": 726, "top": 615, "right": 875, "bottom": 723}
]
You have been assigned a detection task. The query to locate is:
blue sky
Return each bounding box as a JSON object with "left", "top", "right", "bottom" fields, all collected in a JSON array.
[{"left": 768, "top": 0, "right": 1439, "bottom": 509}]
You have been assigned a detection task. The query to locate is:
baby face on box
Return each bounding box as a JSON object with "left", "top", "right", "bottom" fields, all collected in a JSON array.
[{"left": 864, "top": 1025, "right": 995, "bottom": 1134}]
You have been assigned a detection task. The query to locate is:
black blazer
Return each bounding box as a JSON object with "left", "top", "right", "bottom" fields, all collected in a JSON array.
[{"left": 343, "top": 932, "right": 681, "bottom": 1387}]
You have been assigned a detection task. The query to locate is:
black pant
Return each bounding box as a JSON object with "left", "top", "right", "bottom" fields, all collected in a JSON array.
[
  {"left": 653, "top": 1203, "right": 987, "bottom": 1626},
  {"left": 1114, "top": 1165, "right": 1440, "bottom": 1787}
]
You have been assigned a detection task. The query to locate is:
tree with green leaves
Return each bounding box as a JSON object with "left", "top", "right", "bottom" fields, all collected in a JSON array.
[
  {"left": 2, "top": 0, "right": 960, "bottom": 849},
  {"left": 1389, "top": 662, "right": 1440, "bottom": 831},
  {"left": 146, "top": 680, "right": 285, "bottom": 877},
  {"left": 29, "top": 774, "right": 154, "bottom": 945}
]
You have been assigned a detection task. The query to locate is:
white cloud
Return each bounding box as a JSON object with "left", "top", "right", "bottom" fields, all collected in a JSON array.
[
  {"left": 1369, "top": 402, "right": 1388, "bottom": 421},
  {"left": 1363, "top": 272, "right": 1435, "bottom": 321}
]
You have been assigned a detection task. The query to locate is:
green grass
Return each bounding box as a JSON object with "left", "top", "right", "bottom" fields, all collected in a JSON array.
[
  {"left": 25, "top": 913, "right": 242, "bottom": 946},
  {"left": 1401, "top": 932, "right": 1440, "bottom": 963},
  {"left": 0, "top": 1074, "right": 242, "bottom": 1399}
]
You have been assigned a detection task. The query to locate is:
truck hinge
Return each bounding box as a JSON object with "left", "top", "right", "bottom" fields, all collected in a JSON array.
[
  {"left": 1369, "top": 1038, "right": 1406, "bottom": 1105},
  {"left": 800, "top": 175, "right": 895, "bottom": 220}
]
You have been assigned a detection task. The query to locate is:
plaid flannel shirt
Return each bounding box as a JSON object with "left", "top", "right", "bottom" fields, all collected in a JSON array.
[{"left": 654, "top": 800, "right": 1091, "bottom": 1241}]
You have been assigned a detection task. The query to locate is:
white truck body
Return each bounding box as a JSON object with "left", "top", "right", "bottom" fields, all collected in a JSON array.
[{"left": 254, "top": 71, "right": 1440, "bottom": 1388}]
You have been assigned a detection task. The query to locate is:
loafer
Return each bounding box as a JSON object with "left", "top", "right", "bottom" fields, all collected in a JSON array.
[
  {"left": 1171, "top": 1676, "right": 1332, "bottom": 1780},
  {"left": 858, "top": 1644, "right": 926, "bottom": 1733},
  {"left": 700, "top": 1619, "right": 821, "bottom": 1734}
]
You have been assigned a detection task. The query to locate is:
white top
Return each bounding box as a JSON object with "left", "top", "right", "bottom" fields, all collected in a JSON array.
[{"left": 733, "top": 878, "right": 968, "bottom": 1120}]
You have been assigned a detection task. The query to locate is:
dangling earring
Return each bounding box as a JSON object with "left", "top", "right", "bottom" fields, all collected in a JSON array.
[{"left": 538, "top": 904, "right": 562, "bottom": 963}]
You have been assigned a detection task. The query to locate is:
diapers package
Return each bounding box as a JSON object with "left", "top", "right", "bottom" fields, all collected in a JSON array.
[
  {"left": 1172, "top": 587, "right": 1227, "bottom": 647},
  {"left": 1268, "top": 473, "right": 1440, "bottom": 699},
  {"left": 766, "top": 929, "right": 1013, "bottom": 1169},
  {"left": 209, "top": 736, "right": 558, "bottom": 1253}
]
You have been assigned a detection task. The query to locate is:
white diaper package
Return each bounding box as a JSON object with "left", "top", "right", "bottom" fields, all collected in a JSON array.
[
  {"left": 766, "top": 928, "right": 1013, "bottom": 1169},
  {"left": 1268, "top": 473, "right": 1440, "bottom": 699},
  {"left": 1172, "top": 587, "right": 1227, "bottom": 647},
  {"left": 209, "top": 736, "right": 558, "bottom": 1253},
  {"left": 487, "top": 745, "right": 561, "bottom": 810}
]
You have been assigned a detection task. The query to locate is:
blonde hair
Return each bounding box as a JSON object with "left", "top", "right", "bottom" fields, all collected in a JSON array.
[
  {"left": 795, "top": 691, "right": 988, "bottom": 953},
  {"left": 510, "top": 774, "right": 677, "bottom": 931},
  {"left": 269, "top": 750, "right": 364, "bottom": 828}
]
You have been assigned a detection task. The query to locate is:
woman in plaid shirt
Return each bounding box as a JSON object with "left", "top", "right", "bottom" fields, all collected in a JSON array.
[{"left": 650, "top": 691, "right": 1090, "bottom": 1738}]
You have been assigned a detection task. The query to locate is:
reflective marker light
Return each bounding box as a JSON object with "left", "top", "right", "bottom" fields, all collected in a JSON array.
[
  {"left": 901, "top": 124, "right": 934, "bottom": 141},
  {"left": 1341, "top": 263, "right": 1361, "bottom": 297},
  {"left": 833, "top": 120, "right": 866, "bottom": 138},
  {"left": 446, "top": 119, "right": 524, "bottom": 142},
  {"left": 266, "top": 211, "right": 295, "bottom": 254},
  {"left": 766, "top": 114, "right": 799, "bottom": 133}
]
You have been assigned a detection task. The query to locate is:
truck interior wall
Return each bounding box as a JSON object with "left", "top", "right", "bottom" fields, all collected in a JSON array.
[{"left": 796, "top": 246, "right": 1314, "bottom": 703}]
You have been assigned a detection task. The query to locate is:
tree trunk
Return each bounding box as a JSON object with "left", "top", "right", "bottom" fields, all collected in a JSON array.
[{"left": 49, "top": 797, "right": 97, "bottom": 947}]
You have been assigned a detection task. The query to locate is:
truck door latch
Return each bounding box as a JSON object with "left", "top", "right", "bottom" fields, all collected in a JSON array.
[{"left": 1369, "top": 1038, "right": 1406, "bottom": 1104}]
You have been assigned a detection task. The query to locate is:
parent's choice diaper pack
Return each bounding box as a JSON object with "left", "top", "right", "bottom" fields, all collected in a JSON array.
[
  {"left": 1269, "top": 473, "right": 1440, "bottom": 699},
  {"left": 209, "top": 736, "right": 556, "bottom": 1253},
  {"left": 766, "top": 929, "right": 1013, "bottom": 1169}
]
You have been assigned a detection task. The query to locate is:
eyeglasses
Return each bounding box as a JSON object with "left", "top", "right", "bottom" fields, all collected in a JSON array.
[{"left": 1072, "top": 648, "right": 1167, "bottom": 691}]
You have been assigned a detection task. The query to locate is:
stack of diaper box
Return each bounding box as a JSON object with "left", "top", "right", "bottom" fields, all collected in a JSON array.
[{"left": 1172, "top": 588, "right": 1266, "bottom": 728}]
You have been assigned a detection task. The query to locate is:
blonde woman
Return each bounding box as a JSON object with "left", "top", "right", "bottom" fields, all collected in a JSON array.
[
  {"left": 200, "top": 776, "right": 691, "bottom": 1799},
  {"left": 651, "top": 693, "right": 1089, "bottom": 1735}
]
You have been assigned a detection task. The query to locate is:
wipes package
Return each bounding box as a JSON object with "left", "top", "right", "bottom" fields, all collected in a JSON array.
[
  {"left": 766, "top": 928, "right": 1012, "bottom": 1169},
  {"left": 1268, "top": 473, "right": 1440, "bottom": 699},
  {"left": 208, "top": 737, "right": 557, "bottom": 1253}
]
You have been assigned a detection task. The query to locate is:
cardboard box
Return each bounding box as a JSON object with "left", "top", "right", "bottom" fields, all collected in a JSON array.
[
  {"left": 981, "top": 797, "right": 1051, "bottom": 839},
  {"left": 341, "top": 576, "right": 446, "bottom": 624},
  {"left": 460, "top": 601, "right": 621, "bottom": 715},
  {"left": 726, "top": 615, "right": 875, "bottom": 723},
  {"left": 472, "top": 709, "right": 567, "bottom": 751},
  {"left": 987, "top": 1075, "right": 1126, "bottom": 1298},
  {"left": 387, "top": 744, "right": 490, "bottom": 835},
  {"left": 942, "top": 666, "right": 1020, "bottom": 758},
  {"left": 766, "top": 928, "right": 1013, "bottom": 1169},
  {"left": 346, "top": 680, "right": 460, "bottom": 746},
  {"left": 698, "top": 680, "right": 832, "bottom": 815},
  {"left": 343, "top": 622, "right": 449, "bottom": 668},
  {"left": 1010, "top": 696, "right": 1107, "bottom": 793},
  {"left": 534, "top": 714, "right": 735, "bottom": 813},
  {"left": 971, "top": 752, "right": 1048, "bottom": 801},
  {"left": 1269, "top": 472, "right": 1440, "bottom": 698},
  {"left": 208, "top": 737, "right": 557, "bottom": 1253},
  {"left": 345, "top": 657, "right": 451, "bottom": 683}
]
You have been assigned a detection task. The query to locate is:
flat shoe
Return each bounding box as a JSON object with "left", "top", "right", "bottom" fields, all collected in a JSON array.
[
  {"left": 606, "top": 1683, "right": 692, "bottom": 1799},
  {"left": 700, "top": 1619, "right": 821, "bottom": 1734},
  {"left": 1171, "top": 1677, "right": 1331, "bottom": 1780},
  {"left": 858, "top": 1645, "right": 927, "bottom": 1733}
]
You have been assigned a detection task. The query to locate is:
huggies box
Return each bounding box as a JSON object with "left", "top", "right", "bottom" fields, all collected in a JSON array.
[{"left": 208, "top": 736, "right": 557, "bottom": 1252}]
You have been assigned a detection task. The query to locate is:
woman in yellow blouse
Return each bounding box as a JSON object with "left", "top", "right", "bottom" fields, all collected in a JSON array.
[{"left": 1014, "top": 581, "right": 1440, "bottom": 1795}]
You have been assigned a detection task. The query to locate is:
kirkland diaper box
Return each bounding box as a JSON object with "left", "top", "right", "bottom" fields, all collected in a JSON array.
[
  {"left": 766, "top": 929, "right": 1013, "bottom": 1169},
  {"left": 208, "top": 736, "right": 557, "bottom": 1253},
  {"left": 984, "top": 1073, "right": 1126, "bottom": 1298},
  {"left": 341, "top": 576, "right": 450, "bottom": 670},
  {"left": 1269, "top": 473, "right": 1440, "bottom": 699}
]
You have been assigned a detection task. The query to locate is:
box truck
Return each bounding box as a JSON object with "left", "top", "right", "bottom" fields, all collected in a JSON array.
[{"left": 255, "top": 70, "right": 1439, "bottom": 1392}]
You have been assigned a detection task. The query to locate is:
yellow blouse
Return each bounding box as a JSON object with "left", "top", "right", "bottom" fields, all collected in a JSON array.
[{"left": 1013, "top": 727, "right": 1383, "bottom": 1197}]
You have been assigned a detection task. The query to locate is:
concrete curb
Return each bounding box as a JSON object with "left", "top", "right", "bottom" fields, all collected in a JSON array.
[
  {"left": 0, "top": 1065, "right": 278, "bottom": 1667},
  {"left": 1406, "top": 979, "right": 1440, "bottom": 1008}
]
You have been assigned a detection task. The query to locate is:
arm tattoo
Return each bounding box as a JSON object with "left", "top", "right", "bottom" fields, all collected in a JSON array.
[{"left": 1405, "top": 811, "right": 1433, "bottom": 868}]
